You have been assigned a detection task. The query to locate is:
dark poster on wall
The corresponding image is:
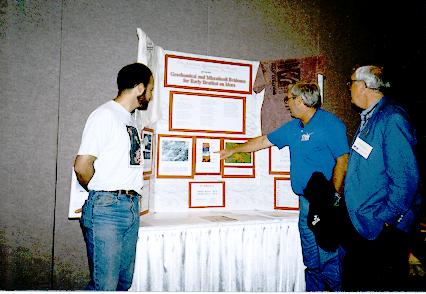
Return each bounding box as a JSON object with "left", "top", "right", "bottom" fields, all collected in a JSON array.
[{"left": 253, "top": 56, "right": 325, "bottom": 134}]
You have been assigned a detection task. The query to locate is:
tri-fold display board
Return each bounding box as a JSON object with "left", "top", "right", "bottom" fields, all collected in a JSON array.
[{"left": 68, "top": 28, "right": 327, "bottom": 217}]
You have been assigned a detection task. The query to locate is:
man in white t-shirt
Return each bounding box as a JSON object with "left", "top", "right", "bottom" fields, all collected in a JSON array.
[{"left": 74, "top": 63, "right": 154, "bottom": 291}]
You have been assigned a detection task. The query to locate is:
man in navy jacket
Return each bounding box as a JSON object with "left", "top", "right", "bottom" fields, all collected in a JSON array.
[{"left": 343, "top": 65, "right": 422, "bottom": 291}]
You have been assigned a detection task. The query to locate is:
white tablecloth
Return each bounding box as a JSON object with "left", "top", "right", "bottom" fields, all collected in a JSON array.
[{"left": 130, "top": 210, "right": 305, "bottom": 292}]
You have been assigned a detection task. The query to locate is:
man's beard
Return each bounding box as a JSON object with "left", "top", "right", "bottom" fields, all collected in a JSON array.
[{"left": 137, "top": 93, "right": 149, "bottom": 110}]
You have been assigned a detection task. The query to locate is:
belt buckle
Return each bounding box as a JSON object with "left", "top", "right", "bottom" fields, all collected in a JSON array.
[{"left": 123, "top": 190, "right": 136, "bottom": 197}]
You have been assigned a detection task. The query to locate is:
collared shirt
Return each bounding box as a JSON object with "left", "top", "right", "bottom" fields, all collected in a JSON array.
[
  {"left": 359, "top": 100, "right": 379, "bottom": 132},
  {"left": 267, "top": 109, "right": 349, "bottom": 195}
]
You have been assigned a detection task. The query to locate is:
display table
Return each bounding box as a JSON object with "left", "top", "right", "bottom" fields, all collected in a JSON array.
[{"left": 130, "top": 210, "right": 305, "bottom": 292}]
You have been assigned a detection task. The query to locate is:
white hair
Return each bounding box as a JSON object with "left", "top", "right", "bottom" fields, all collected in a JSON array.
[
  {"left": 289, "top": 82, "right": 321, "bottom": 108},
  {"left": 354, "top": 65, "right": 391, "bottom": 90}
]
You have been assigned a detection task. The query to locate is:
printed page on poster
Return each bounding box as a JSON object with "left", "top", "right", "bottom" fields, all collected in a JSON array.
[
  {"left": 275, "top": 178, "right": 299, "bottom": 210},
  {"left": 157, "top": 135, "right": 194, "bottom": 178},
  {"left": 170, "top": 91, "right": 245, "bottom": 134},
  {"left": 189, "top": 182, "right": 225, "bottom": 208},
  {"left": 195, "top": 137, "right": 221, "bottom": 175},
  {"left": 165, "top": 53, "right": 252, "bottom": 94},
  {"left": 68, "top": 169, "right": 89, "bottom": 219},
  {"left": 201, "top": 215, "right": 237, "bottom": 222},
  {"left": 269, "top": 146, "right": 290, "bottom": 174}
]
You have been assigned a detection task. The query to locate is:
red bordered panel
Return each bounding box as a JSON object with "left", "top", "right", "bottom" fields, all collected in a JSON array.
[
  {"left": 141, "top": 127, "right": 155, "bottom": 175},
  {"left": 268, "top": 146, "right": 290, "bottom": 175},
  {"left": 274, "top": 177, "right": 299, "bottom": 211},
  {"left": 220, "top": 138, "right": 256, "bottom": 178},
  {"left": 189, "top": 181, "right": 226, "bottom": 208},
  {"left": 169, "top": 91, "right": 246, "bottom": 134},
  {"left": 164, "top": 54, "right": 253, "bottom": 94},
  {"left": 156, "top": 134, "right": 195, "bottom": 179},
  {"left": 194, "top": 136, "right": 222, "bottom": 175}
]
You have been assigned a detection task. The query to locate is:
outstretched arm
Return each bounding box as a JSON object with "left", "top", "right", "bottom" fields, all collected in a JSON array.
[{"left": 216, "top": 135, "right": 273, "bottom": 160}]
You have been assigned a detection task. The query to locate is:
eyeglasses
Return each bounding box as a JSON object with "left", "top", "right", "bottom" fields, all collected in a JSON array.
[
  {"left": 346, "top": 79, "right": 364, "bottom": 88},
  {"left": 283, "top": 95, "right": 296, "bottom": 103}
]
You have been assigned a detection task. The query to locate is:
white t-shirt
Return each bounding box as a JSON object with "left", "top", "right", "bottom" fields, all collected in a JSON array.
[{"left": 78, "top": 100, "right": 143, "bottom": 192}]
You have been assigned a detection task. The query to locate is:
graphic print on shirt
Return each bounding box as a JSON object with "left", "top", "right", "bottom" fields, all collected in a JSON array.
[
  {"left": 126, "top": 126, "right": 141, "bottom": 166},
  {"left": 301, "top": 132, "right": 314, "bottom": 142}
]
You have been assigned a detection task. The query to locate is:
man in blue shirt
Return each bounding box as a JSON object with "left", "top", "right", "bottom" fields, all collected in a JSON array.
[
  {"left": 218, "top": 81, "right": 349, "bottom": 291},
  {"left": 343, "top": 65, "right": 422, "bottom": 291}
]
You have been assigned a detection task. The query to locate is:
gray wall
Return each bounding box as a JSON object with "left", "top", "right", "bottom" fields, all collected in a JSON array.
[{"left": 1, "top": 0, "right": 424, "bottom": 289}]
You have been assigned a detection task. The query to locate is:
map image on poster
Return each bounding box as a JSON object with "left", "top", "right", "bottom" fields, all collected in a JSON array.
[{"left": 224, "top": 142, "right": 252, "bottom": 164}]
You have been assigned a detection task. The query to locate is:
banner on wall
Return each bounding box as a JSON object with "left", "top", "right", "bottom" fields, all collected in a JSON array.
[{"left": 254, "top": 56, "right": 326, "bottom": 134}]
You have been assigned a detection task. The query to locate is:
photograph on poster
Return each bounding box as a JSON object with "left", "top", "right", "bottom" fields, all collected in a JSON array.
[
  {"left": 220, "top": 138, "right": 255, "bottom": 178},
  {"left": 223, "top": 139, "right": 254, "bottom": 167},
  {"left": 156, "top": 134, "right": 195, "bottom": 178},
  {"left": 269, "top": 146, "right": 290, "bottom": 175},
  {"left": 142, "top": 128, "right": 154, "bottom": 175},
  {"left": 189, "top": 181, "right": 225, "bottom": 208},
  {"left": 140, "top": 176, "right": 150, "bottom": 215},
  {"left": 274, "top": 177, "right": 299, "bottom": 210},
  {"left": 195, "top": 137, "right": 221, "bottom": 175},
  {"left": 164, "top": 54, "right": 253, "bottom": 94},
  {"left": 169, "top": 91, "right": 246, "bottom": 134}
]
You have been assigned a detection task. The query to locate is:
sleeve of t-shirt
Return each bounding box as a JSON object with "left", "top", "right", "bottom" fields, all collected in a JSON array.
[
  {"left": 327, "top": 118, "right": 350, "bottom": 158},
  {"left": 266, "top": 123, "right": 290, "bottom": 149},
  {"left": 77, "top": 109, "right": 111, "bottom": 158}
]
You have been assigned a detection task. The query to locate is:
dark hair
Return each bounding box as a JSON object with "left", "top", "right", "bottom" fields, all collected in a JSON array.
[{"left": 117, "top": 63, "right": 152, "bottom": 95}]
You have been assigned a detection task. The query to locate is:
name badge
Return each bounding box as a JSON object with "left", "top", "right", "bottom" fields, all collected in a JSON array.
[{"left": 352, "top": 136, "right": 373, "bottom": 159}]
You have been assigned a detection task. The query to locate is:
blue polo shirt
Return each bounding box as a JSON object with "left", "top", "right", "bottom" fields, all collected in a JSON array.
[{"left": 267, "top": 109, "right": 349, "bottom": 195}]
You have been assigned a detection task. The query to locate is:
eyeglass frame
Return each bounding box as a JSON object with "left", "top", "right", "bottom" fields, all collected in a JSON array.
[
  {"left": 283, "top": 94, "right": 297, "bottom": 103},
  {"left": 346, "top": 79, "right": 365, "bottom": 88}
]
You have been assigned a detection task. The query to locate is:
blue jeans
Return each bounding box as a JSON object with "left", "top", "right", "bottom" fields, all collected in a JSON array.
[
  {"left": 299, "top": 196, "right": 342, "bottom": 291},
  {"left": 80, "top": 190, "right": 140, "bottom": 291}
]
